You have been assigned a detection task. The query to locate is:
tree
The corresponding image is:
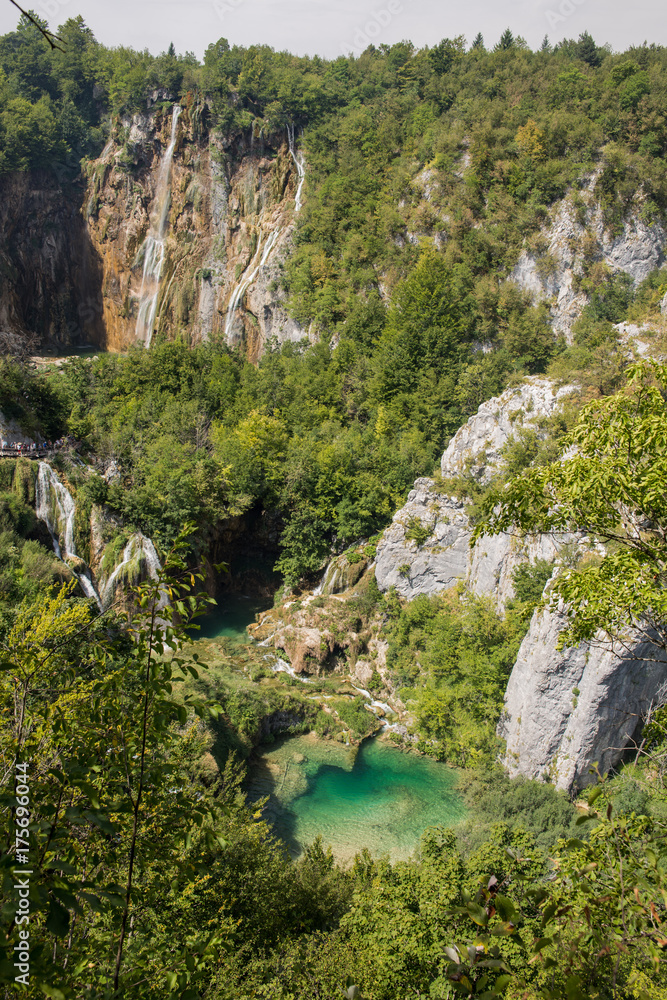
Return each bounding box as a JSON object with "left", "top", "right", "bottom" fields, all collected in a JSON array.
[
  {"left": 471, "top": 33, "right": 484, "bottom": 51},
  {"left": 576, "top": 30, "right": 601, "bottom": 68},
  {"left": 472, "top": 361, "right": 667, "bottom": 655},
  {"left": 497, "top": 29, "right": 514, "bottom": 51},
  {"left": 0, "top": 528, "right": 228, "bottom": 996}
]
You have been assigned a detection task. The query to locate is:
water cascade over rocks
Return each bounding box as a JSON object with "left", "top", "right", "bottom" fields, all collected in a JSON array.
[
  {"left": 287, "top": 124, "right": 305, "bottom": 214},
  {"left": 100, "top": 532, "right": 162, "bottom": 610},
  {"left": 224, "top": 229, "right": 281, "bottom": 341},
  {"left": 134, "top": 105, "right": 182, "bottom": 347},
  {"left": 223, "top": 124, "right": 305, "bottom": 342},
  {"left": 35, "top": 462, "right": 102, "bottom": 610}
]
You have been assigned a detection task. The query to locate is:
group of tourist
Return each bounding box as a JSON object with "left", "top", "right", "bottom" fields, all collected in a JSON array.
[{"left": 0, "top": 437, "right": 68, "bottom": 453}]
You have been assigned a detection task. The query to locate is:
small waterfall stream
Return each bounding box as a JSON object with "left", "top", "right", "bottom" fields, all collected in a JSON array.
[
  {"left": 223, "top": 124, "right": 305, "bottom": 342},
  {"left": 35, "top": 462, "right": 103, "bottom": 610},
  {"left": 224, "top": 229, "right": 281, "bottom": 342},
  {"left": 135, "top": 105, "right": 182, "bottom": 347},
  {"left": 287, "top": 124, "right": 305, "bottom": 214},
  {"left": 100, "top": 532, "right": 162, "bottom": 610}
]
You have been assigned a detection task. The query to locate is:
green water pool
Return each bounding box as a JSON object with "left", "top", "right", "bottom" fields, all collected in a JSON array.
[
  {"left": 247, "top": 733, "right": 465, "bottom": 862},
  {"left": 195, "top": 591, "right": 269, "bottom": 644}
]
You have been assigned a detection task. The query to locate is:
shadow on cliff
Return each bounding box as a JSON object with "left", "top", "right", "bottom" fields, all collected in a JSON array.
[{"left": 0, "top": 167, "right": 106, "bottom": 350}]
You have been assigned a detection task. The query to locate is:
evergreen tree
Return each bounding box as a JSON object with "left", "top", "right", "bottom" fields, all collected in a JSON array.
[
  {"left": 576, "top": 30, "right": 601, "bottom": 67},
  {"left": 471, "top": 32, "right": 484, "bottom": 50},
  {"left": 497, "top": 28, "right": 514, "bottom": 50}
]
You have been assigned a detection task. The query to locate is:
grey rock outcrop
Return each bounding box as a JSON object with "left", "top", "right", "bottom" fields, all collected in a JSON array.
[
  {"left": 511, "top": 193, "right": 667, "bottom": 339},
  {"left": 375, "top": 479, "right": 471, "bottom": 599},
  {"left": 374, "top": 477, "right": 566, "bottom": 605},
  {"left": 501, "top": 604, "right": 667, "bottom": 791},
  {"left": 375, "top": 378, "right": 574, "bottom": 603},
  {"left": 440, "top": 377, "right": 574, "bottom": 481}
]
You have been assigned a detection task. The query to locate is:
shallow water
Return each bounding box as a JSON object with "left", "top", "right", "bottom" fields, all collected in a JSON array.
[
  {"left": 247, "top": 733, "right": 465, "bottom": 862},
  {"left": 196, "top": 591, "right": 269, "bottom": 644}
]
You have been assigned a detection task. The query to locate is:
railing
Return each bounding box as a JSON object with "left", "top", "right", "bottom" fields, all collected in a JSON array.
[{"left": 0, "top": 447, "right": 62, "bottom": 459}]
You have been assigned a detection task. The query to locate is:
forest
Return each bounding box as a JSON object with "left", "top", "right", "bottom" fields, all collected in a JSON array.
[{"left": 3, "top": 10, "right": 667, "bottom": 1000}]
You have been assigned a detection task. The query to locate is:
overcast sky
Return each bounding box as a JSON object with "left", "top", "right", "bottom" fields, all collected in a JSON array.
[{"left": 0, "top": 0, "right": 661, "bottom": 60}]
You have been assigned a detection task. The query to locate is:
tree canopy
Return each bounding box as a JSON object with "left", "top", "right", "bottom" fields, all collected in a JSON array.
[{"left": 473, "top": 360, "right": 667, "bottom": 654}]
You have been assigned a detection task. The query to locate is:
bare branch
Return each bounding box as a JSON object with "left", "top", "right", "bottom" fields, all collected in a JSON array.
[{"left": 8, "top": 0, "right": 65, "bottom": 52}]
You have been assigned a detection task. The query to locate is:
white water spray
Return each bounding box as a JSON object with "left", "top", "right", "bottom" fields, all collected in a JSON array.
[
  {"left": 100, "top": 532, "right": 162, "bottom": 610},
  {"left": 287, "top": 124, "right": 305, "bottom": 214},
  {"left": 35, "top": 462, "right": 103, "bottom": 610},
  {"left": 224, "top": 228, "right": 281, "bottom": 342},
  {"left": 135, "top": 105, "right": 182, "bottom": 348}
]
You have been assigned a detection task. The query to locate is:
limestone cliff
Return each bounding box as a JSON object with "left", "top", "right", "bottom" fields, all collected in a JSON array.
[
  {"left": 501, "top": 604, "right": 667, "bottom": 791},
  {"left": 375, "top": 373, "right": 667, "bottom": 792},
  {"left": 375, "top": 378, "right": 574, "bottom": 604},
  {"left": 0, "top": 100, "right": 307, "bottom": 357},
  {"left": 510, "top": 186, "right": 666, "bottom": 339}
]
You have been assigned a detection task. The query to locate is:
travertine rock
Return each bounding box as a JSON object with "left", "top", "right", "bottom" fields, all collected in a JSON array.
[
  {"left": 440, "top": 377, "right": 574, "bottom": 481},
  {"left": 511, "top": 194, "right": 667, "bottom": 340},
  {"left": 0, "top": 105, "right": 308, "bottom": 357},
  {"left": 501, "top": 605, "right": 667, "bottom": 791}
]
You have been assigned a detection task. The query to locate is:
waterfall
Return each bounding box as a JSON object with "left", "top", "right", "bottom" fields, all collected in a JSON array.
[
  {"left": 287, "top": 124, "right": 306, "bottom": 214},
  {"left": 35, "top": 462, "right": 103, "bottom": 610},
  {"left": 100, "top": 533, "right": 162, "bottom": 610},
  {"left": 350, "top": 684, "right": 399, "bottom": 731},
  {"left": 224, "top": 228, "right": 281, "bottom": 342},
  {"left": 134, "top": 105, "right": 182, "bottom": 348},
  {"left": 222, "top": 125, "right": 305, "bottom": 343}
]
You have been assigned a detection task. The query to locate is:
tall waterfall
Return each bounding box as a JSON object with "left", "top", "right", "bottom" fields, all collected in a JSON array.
[
  {"left": 223, "top": 125, "right": 305, "bottom": 342},
  {"left": 224, "top": 229, "right": 281, "bottom": 342},
  {"left": 135, "top": 105, "right": 182, "bottom": 348},
  {"left": 100, "top": 532, "right": 162, "bottom": 610},
  {"left": 287, "top": 124, "right": 306, "bottom": 214},
  {"left": 35, "top": 462, "right": 103, "bottom": 610}
]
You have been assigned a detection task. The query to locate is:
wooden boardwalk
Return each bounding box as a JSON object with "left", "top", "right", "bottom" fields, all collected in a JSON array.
[{"left": 0, "top": 448, "right": 58, "bottom": 459}]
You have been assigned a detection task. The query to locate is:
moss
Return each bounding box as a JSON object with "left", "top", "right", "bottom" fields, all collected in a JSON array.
[{"left": 12, "top": 459, "right": 36, "bottom": 505}]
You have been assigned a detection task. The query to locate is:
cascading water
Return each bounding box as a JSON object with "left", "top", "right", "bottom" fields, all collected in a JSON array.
[
  {"left": 35, "top": 462, "right": 103, "bottom": 610},
  {"left": 287, "top": 124, "right": 306, "bottom": 214},
  {"left": 100, "top": 532, "right": 162, "bottom": 610},
  {"left": 224, "top": 228, "right": 281, "bottom": 342},
  {"left": 135, "top": 104, "right": 182, "bottom": 348},
  {"left": 223, "top": 125, "right": 305, "bottom": 343}
]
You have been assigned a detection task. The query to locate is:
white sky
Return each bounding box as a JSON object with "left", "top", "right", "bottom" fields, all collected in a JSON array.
[{"left": 0, "top": 0, "right": 661, "bottom": 60}]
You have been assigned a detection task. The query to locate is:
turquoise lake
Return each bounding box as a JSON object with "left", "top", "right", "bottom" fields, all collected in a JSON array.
[
  {"left": 196, "top": 589, "right": 270, "bottom": 644},
  {"left": 246, "top": 733, "right": 465, "bottom": 862}
]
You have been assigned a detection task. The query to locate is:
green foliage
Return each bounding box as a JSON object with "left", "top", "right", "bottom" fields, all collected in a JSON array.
[
  {"left": 335, "top": 696, "right": 378, "bottom": 739},
  {"left": 384, "top": 589, "right": 530, "bottom": 767},
  {"left": 510, "top": 558, "right": 554, "bottom": 606},
  {"left": 474, "top": 360, "right": 667, "bottom": 655}
]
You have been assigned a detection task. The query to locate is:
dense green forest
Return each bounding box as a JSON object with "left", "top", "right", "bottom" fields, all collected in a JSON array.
[{"left": 4, "top": 11, "right": 667, "bottom": 1000}]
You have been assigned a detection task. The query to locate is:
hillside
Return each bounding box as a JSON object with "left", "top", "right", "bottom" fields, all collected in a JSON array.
[{"left": 3, "top": 14, "right": 667, "bottom": 1000}]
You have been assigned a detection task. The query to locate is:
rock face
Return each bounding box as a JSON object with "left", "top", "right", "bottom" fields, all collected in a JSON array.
[
  {"left": 375, "top": 378, "right": 573, "bottom": 603},
  {"left": 0, "top": 170, "right": 105, "bottom": 348},
  {"left": 440, "top": 377, "right": 574, "bottom": 481},
  {"left": 374, "top": 477, "right": 564, "bottom": 604},
  {"left": 375, "top": 479, "right": 471, "bottom": 599},
  {"left": 0, "top": 101, "right": 308, "bottom": 357},
  {"left": 501, "top": 605, "right": 667, "bottom": 791},
  {"left": 510, "top": 192, "right": 667, "bottom": 339}
]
